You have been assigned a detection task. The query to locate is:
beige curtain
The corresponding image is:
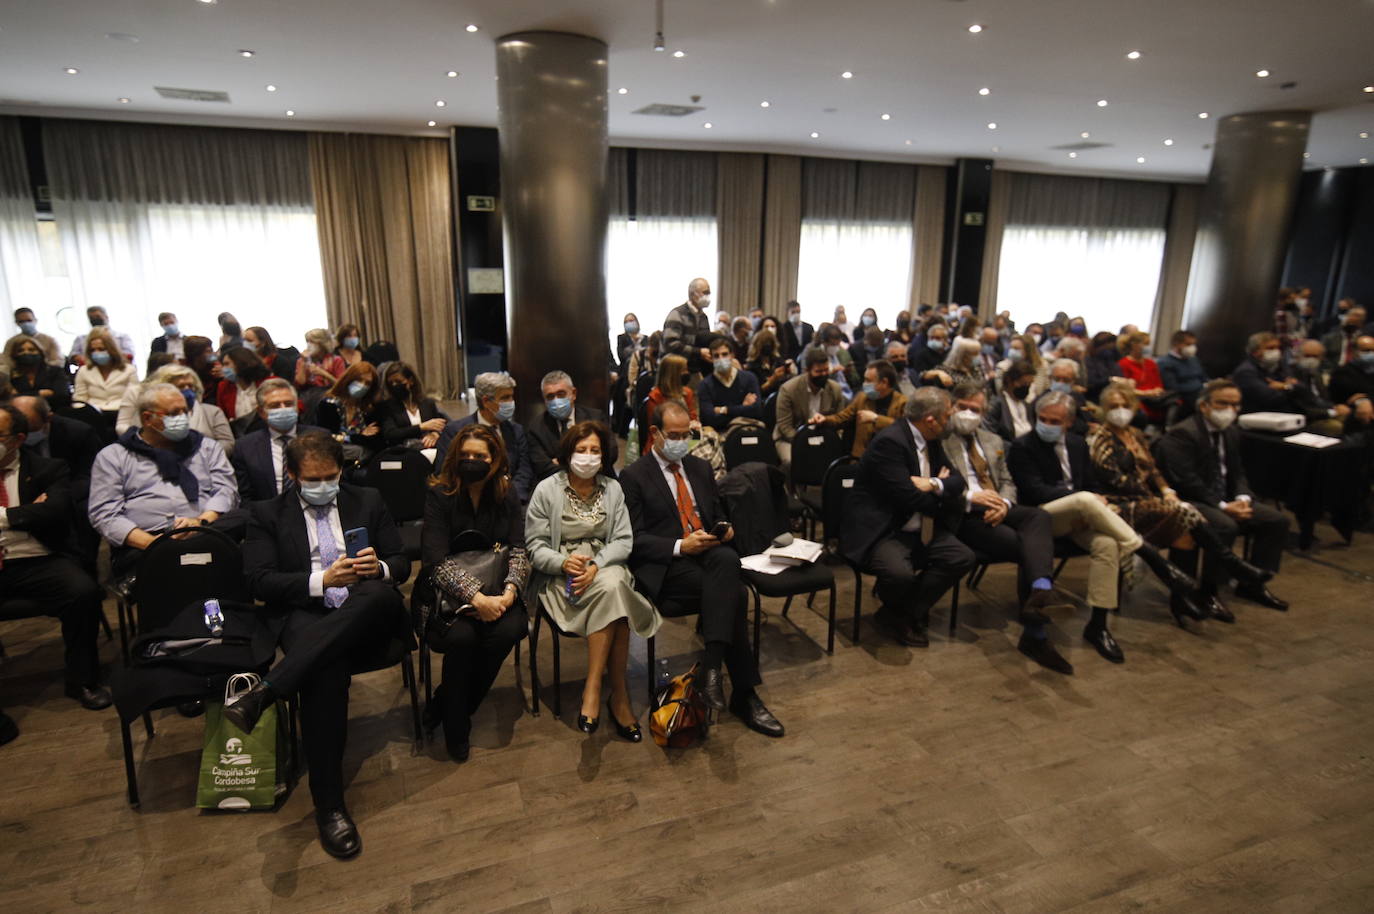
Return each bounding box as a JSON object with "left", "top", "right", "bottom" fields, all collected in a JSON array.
[
  {"left": 761, "top": 154, "right": 802, "bottom": 312},
  {"left": 716, "top": 153, "right": 765, "bottom": 315},
  {"left": 977, "top": 169, "right": 1013, "bottom": 317},
  {"left": 911, "top": 165, "right": 947, "bottom": 309},
  {"left": 308, "top": 133, "right": 460, "bottom": 397},
  {"left": 1150, "top": 183, "right": 1203, "bottom": 342}
]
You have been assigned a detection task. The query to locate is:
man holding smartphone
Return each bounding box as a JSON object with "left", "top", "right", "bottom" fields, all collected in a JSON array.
[
  {"left": 620, "top": 400, "right": 784, "bottom": 738},
  {"left": 227, "top": 432, "right": 409, "bottom": 861}
]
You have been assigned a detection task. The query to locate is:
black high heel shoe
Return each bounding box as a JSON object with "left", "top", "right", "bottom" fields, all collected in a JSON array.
[
  {"left": 577, "top": 711, "right": 600, "bottom": 734},
  {"left": 607, "top": 698, "right": 643, "bottom": 743}
]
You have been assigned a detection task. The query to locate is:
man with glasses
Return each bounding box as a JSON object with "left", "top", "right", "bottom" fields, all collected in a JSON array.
[{"left": 88, "top": 383, "right": 238, "bottom": 576}]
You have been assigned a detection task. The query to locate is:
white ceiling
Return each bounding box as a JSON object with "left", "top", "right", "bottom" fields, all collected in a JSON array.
[{"left": 1, "top": 0, "right": 1372, "bottom": 181}]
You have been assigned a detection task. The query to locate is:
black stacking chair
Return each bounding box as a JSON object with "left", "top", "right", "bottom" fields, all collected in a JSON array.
[
  {"left": 723, "top": 425, "right": 778, "bottom": 469},
  {"left": 362, "top": 446, "right": 431, "bottom": 562},
  {"left": 789, "top": 424, "right": 845, "bottom": 539}
]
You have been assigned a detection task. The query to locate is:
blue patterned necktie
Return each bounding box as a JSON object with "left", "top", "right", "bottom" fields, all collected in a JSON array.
[{"left": 313, "top": 505, "right": 349, "bottom": 608}]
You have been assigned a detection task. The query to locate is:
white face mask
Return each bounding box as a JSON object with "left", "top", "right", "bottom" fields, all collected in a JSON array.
[
  {"left": 1207, "top": 407, "right": 1237, "bottom": 430},
  {"left": 568, "top": 452, "right": 602, "bottom": 479},
  {"left": 696, "top": 294, "right": 712, "bottom": 310},
  {"left": 951, "top": 409, "right": 981, "bottom": 436},
  {"left": 1180, "top": 344, "right": 1198, "bottom": 359},
  {"left": 1105, "top": 407, "right": 1134, "bottom": 428},
  {"left": 1259, "top": 349, "right": 1282, "bottom": 367}
]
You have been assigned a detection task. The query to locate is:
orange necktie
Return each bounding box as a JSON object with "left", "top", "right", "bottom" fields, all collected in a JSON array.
[{"left": 668, "top": 463, "right": 702, "bottom": 536}]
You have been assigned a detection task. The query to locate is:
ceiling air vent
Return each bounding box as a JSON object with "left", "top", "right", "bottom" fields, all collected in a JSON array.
[
  {"left": 155, "top": 86, "right": 231, "bottom": 103},
  {"left": 1051, "top": 141, "right": 1112, "bottom": 151},
  {"left": 633, "top": 103, "right": 704, "bottom": 117}
]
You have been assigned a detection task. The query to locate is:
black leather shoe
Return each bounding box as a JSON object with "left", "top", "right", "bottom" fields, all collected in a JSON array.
[
  {"left": 1235, "top": 585, "right": 1288, "bottom": 611},
  {"left": 1022, "top": 589, "right": 1072, "bottom": 625},
  {"left": 0, "top": 711, "right": 17, "bottom": 747},
  {"left": 874, "top": 606, "right": 926, "bottom": 647},
  {"left": 1168, "top": 592, "right": 1210, "bottom": 625},
  {"left": 446, "top": 740, "right": 470, "bottom": 763},
  {"left": 1083, "top": 626, "right": 1125, "bottom": 664},
  {"left": 176, "top": 700, "right": 205, "bottom": 718},
  {"left": 607, "top": 699, "right": 642, "bottom": 743},
  {"left": 315, "top": 807, "right": 362, "bottom": 860},
  {"left": 699, "top": 666, "right": 727, "bottom": 712},
  {"left": 576, "top": 714, "right": 600, "bottom": 734},
  {"left": 1205, "top": 597, "right": 1236, "bottom": 623},
  {"left": 223, "top": 681, "right": 274, "bottom": 734},
  {"left": 64, "top": 684, "right": 112, "bottom": 711},
  {"left": 909, "top": 620, "right": 930, "bottom": 648},
  {"left": 729, "top": 691, "right": 784, "bottom": 738},
  {"left": 1017, "top": 632, "right": 1074, "bottom": 675}
]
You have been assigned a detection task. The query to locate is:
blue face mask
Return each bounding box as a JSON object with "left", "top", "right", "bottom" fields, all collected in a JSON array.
[
  {"left": 1359, "top": 351, "right": 1374, "bottom": 369},
  {"left": 1035, "top": 420, "right": 1063, "bottom": 443},
  {"left": 714, "top": 357, "right": 734, "bottom": 376},
  {"left": 981, "top": 343, "right": 997, "bottom": 356},
  {"left": 1050, "top": 380, "right": 1073, "bottom": 395},
  {"left": 624, "top": 321, "right": 639, "bottom": 335},
  {"left": 18, "top": 321, "right": 36, "bottom": 336},
  {"left": 1008, "top": 348, "right": 1024, "bottom": 361},
  {"left": 659, "top": 436, "right": 692, "bottom": 462},
  {"left": 181, "top": 387, "right": 197, "bottom": 410},
  {"left": 928, "top": 338, "right": 946, "bottom": 352},
  {"left": 862, "top": 315, "right": 876, "bottom": 326},
  {"left": 90, "top": 350, "right": 111, "bottom": 366},
  {"left": 24, "top": 427, "right": 47, "bottom": 447},
  {"left": 160, "top": 413, "right": 191, "bottom": 442},
  {"left": 163, "top": 323, "right": 179, "bottom": 337},
  {"left": 267, "top": 406, "right": 298, "bottom": 432},
  {"left": 495, "top": 399, "right": 515, "bottom": 422},
  {"left": 299, "top": 479, "right": 340, "bottom": 506},
  {"left": 343, "top": 336, "right": 360, "bottom": 350},
  {"left": 347, "top": 380, "right": 371, "bottom": 400},
  {"left": 221, "top": 365, "right": 237, "bottom": 383},
  {"left": 547, "top": 396, "right": 572, "bottom": 420},
  {"left": 862, "top": 382, "right": 879, "bottom": 399},
  {"left": 750, "top": 316, "right": 762, "bottom": 331},
  {"left": 1070, "top": 323, "right": 1086, "bottom": 334}
]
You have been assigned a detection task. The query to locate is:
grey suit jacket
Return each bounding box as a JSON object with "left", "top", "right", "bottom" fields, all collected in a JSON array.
[
  {"left": 773, "top": 373, "right": 847, "bottom": 443},
  {"left": 942, "top": 427, "right": 1017, "bottom": 505}
]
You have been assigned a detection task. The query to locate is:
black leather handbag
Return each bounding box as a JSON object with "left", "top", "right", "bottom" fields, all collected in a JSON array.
[{"left": 423, "top": 530, "right": 510, "bottom": 650}]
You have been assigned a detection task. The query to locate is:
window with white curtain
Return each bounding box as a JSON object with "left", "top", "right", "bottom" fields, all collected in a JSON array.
[
  {"left": 796, "top": 220, "right": 913, "bottom": 327},
  {"left": 605, "top": 216, "right": 718, "bottom": 349}
]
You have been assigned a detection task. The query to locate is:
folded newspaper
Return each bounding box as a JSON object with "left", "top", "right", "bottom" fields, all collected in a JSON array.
[{"left": 1282, "top": 431, "right": 1341, "bottom": 449}]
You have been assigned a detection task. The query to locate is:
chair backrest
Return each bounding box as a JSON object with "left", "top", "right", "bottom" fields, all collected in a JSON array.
[
  {"left": 790, "top": 424, "right": 845, "bottom": 488},
  {"left": 133, "top": 525, "right": 247, "bottom": 635},
  {"left": 820, "top": 456, "right": 860, "bottom": 544},
  {"left": 58, "top": 401, "right": 115, "bottom": 444},
  {"left": 723, "top": 424, "right": 779, "bottom": 469},
  {"left": 364, "top": 446, "right": 432, "bottom": 522},
  {"left": 637, "top": 396, "right": 653, "bottom": 441},
  {"left": 762, "top": 390, "right": 778, "bottom": 433}
]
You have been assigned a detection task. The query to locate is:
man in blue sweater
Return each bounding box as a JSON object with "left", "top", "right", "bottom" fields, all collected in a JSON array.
[
  {"left": 696, "top": 335, "right": 763, "bottom": 431},
  {"left": 1157, "top": 330, "right": 1208, "bottom": 418}
]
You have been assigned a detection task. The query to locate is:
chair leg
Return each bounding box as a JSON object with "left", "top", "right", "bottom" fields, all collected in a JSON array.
[
  {"left": 949, "top": 581, "right": 960, "bottom": 636},
  {"left": 851, "top": 568, "right": 863, "bottom": 644},
  {"left": 527, "top": 618, "right": 540, "bottom": 717},
  {"left": 98, "top": 607, "right": 113, "bottom": 642},
  {"left": 121, "top": 717, "right": 140, "bottom": 809},
  {"left": 752, "top": 587, "right": 762, "bottom": 667},
  {"left": 804, "top": 591, "right": 814, "bottom": 610},
  {"left": 142, "top": 711, "right": 154, "bottom": 738},
  {"left": 402, "top": 653, "right": 422, "bottom": 749},
  {"left": 116, "top": 598, "right": 130, "bottom": 659},
  {"left": 646, "top": 635, "right": 656, "bottom": 706},
  {"left": 826, "top": 582, "right": 837, "bottom": 654},
  {"left": 783, "top": 595, "right": 795, "bottom": 617},
  {"left": 1051, "top": 556, "right": 1069, "bottom": 581},
  {"left": 420, "top": 641, "right": 433, "bottom": 709},
  {"left": 551, "top": 627, "right": 562, "bottom": 720}
]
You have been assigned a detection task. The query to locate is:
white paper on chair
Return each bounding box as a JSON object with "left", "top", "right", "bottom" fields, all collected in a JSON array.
[
  {"left": 740, "top": 554, "right": 789, "bottom": 575},
  {"left": 764, "top": 537, "right": 824, "bottom": 565},
  {"left": 1282, "top": 432, "right": 1341, "bottom": 449}
]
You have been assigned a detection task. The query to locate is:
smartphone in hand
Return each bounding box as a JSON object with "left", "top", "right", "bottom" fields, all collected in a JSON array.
[
  {"left": 710, "top": 521, "right": 731, "bottom": 539},
  {"left": 344, "top": 527, "right": 369, "bottom": 559}
]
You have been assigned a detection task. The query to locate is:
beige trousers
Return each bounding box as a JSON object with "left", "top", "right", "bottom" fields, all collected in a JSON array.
[{"left": 1039, "top": 491, "right": 1143, "bottom": 609}]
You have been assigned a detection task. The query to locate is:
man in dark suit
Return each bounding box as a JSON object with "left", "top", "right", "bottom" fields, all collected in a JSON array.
[
  {"left": 149, "top": 311, "right": 186, "bottom": 360},
  {"left": 231, "top": 378, "right": 324, "bottom": 501},
  {"left": 619, "top": 400, "right": 783, "bottom": 737},
  {"left": 1155, "top": 379, "right": 1290, "bottom": 612},
  {"left": 11, "top": 394, "right": 106, "bottom": 574},
  {"left": 526, "top": 369, "right": 617, "bottom": 480},
  {"left": 839, "top": 387, "right": 974, "bottom": 647},
  {"left": 1329, "top": 334, "right": 1374, "bottom": 405},
  {"left": 433, "top": 371, "right": 533, "bottom": 502},
  {"left": 778, "top": 301, "right": 815, "bottom": 361},
  {"left": 0, "top": 405, "right": 110, "bottom": 718},
  {"left": 905, "top": 323, "right": 954, "bottom": 390},
  {"left": 226, "top": 432, "right": 410, "bottom": 859}
]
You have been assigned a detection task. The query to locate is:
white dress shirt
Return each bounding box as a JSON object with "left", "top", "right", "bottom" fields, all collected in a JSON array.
[
  {"left": 299, "top": 495, "right": 391, "bottom": 597},
  {"left": 0, "top": 462, "right": 48, "bottom": 561},
  {"left": 74, "top": 363, "right": 139, "bottom": 411},
  {"left": 1054, "top": 439, "right": 1073, "bottom": 487},
  {"left": 901, "top": 422, "right": 943, "bottom": 532},
  {"left": 650, "top": 446, "right": 700, "bottom": 556},
  {"left": 270, "top": 428, "right": 294, "bottom": 495},
  {"left": 1002, "top": 392, "right": 1032, "bottom": 438}
]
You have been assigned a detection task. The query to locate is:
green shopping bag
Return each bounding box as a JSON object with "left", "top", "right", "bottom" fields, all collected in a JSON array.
[{"left": 197, "top": 672, "right": 290, "bottom": 810}]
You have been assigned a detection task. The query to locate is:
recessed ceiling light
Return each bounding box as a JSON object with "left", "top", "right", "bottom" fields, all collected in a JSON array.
[
  {"left": 265, "top": 84, "right": 277, "bottom": 92},
  {"left": 435, "top": 99, "right": 446, "bottom": 107},
  {"left": 1198, "top": 112, "right": 1210, "bottom": 119},
  {"left": 1126, "top": 50, "right": 1141, "bottom": 60},
  {"left": 967, "top": 24, "right": 984, "bottom": 33},
  {"left": 904, "top": 140, "right": 912, "bottom": 145},
  {"left": 465, "top": 24, "right": 479, "bottom": 33},
  {"left": 117, "top": 97, "right": 130, "bottom": 104},
  {"left": 1361, "top": 158, "right": 1369, "bottom": 164},
  {"left": 1163, "top": 138, "right": 1174, "bottom": 146},
  {"left": 1136, "top": 156, "right": 1146, "bottom": 164},
  {"left": 1068, "top": 152, "right": 1078, "bottom": 159},
  {"left": 1081, "top": 131, "right": 1091, "bottom": 139},
  {"left": 63, "top": 67, "right": 79, "bottom": 75},
  {"left": 1365, "top": 86, "right": 1374, "bottom": 94},
  {"left": 1256, "top": 69, "right": 1270, "bottom": 78},
  {"left": 759, "top": 100, "right": 770, "bottom": 108},
  {"left": 841, "top": 71, "right": 853, "bottom": 79},
  {"left": 991, "top": 145, "right": 1000, "bottom": 153},
  {"left": 104, "top": 32, "right": 140, "bottom": 43},
  {"left": 672, "top": 50, "right": 685, "bottom": 58},
  {"left": 1303, "top": 152, "right": 1311, "bottom": 159},
  {"left": 1360, "top": 132, "right": 1369, "bottom": 139},
  {"left": 427, "top": 120, "right": 436, "bottom": 127},
  {"left": 880, "top": 113, "right": 890, "bottom": 121},
  {"left": 703, "top": 122, "right": 712, "bottom": 129},
  {"left": 197, "top": 0, "right": 216, "bottom": 4},
  {"left": 810, "top": 131, "right": 820, "bottom": 139},
  {"left": 446, "top": 70, "right": 459, "bottom": 78},
  {"left": 618, "top": 87, "right": 628, "bottom": 95},
  {"left": 978, "top": 87, "right": 990, "bottom": 96},
  {"left": 1096, "top": 99, "right": 1108, "bottom": 107},
  {"left": 987, "top": 122, "right": 997, "bottom": 130},
  {"left": 238, "top": 49, "right": 255, "bottom": 58},
  {"left": 285, "top": 109, "right": 295, "bottom": 117}
]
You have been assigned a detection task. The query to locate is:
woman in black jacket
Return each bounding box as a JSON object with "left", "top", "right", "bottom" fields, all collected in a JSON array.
[
  {"left": 418, "top": 423, "right": 530, "bottom": 761},
  {"left": 5, "top": 336, "right": 71, "bottom": 410},
  {"left": 377, "top": 362, "right": 448, "bottom": 447}
]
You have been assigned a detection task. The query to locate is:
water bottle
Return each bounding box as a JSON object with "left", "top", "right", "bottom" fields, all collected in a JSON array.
[
  {"left": 203, "top": 598, "right": 224, "bottom": 637},
  {"left": 655, "top": 658, "right": 671, "bottom": 693}
]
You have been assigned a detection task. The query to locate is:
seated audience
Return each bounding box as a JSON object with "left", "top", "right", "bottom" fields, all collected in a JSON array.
[
  {"left": 1323, "top": 306, "right": 1367, "bottom": 368},
  {"left": 642, "top": 354, "right": 699, "bottom": 453},
  {"left": 295, "top": 328, "right": 347, "bottom": 392},
  {"left": 729, "top": 317, "right": 753, "bottom": 363},
  {"left": 6, "top": 335, "right": 72, "bottom": 410},
  {"left": 88, "top": 382, "right": 238, "bottom": 576},
  {"left": 1039, "top": 320, "right": 1065, "bottom": 355},
  {"left": 12, "top": 395, "right": 102, "bottom": 499},
  {"left": 1116, "top": 331, "right": 1167, "bottom": 423},
  {"left": 851, "top": 326, "right": 887, "bottom": 379},
  {"left": 985, "top": 361, "right": 1037, "bottom": 442},
  {"left": 335, "top": 323, "right": 365, "bottom": 369},
  {"left": 885, "top": 339, "right": 917, "bottom": 397},
  {"left": 745, "top": 328, "right": 791, "bottom": 398},
  {"left": 0, "top": 404, "right": 110, "bottom": 711},
  {"left": 527, "top": 421, "right": 657, "bottom": 739},
  {"left": 907, "top": 321, "right": 953, "bottom": 389},
  {"left": 1289, "top": 338, "right": 1352, "bottom": 434},
  {"left": 419, "top": 423, "right": 530, "bottom": 761},
  {"left": 183, "top": 335, "right": 220, "bottom": 407},
  {"left": 231, "top": 378, "right": 324, "bottom": 501},
  {"left": 2, "top": 307, "right": 63, "bottom": 371},
  {"left": 217, "top": 312, "right": 244, "bottom": 353},
  {"left": 942, "top": 336, "right": 985, "bottom": 389},
  {"left": 1156, "top": 379, "right": 1292, "bottom": 613},
  {"left": 434, "top": 371, "right": 533, "bottom": 503},
  {"left": 976, "top": 326, "right": 1002, "bottom": 379},
  {"left": 773, "top": 347, "right": 846, "bottom": 469},
  {"left": 1084, "top": 331, "right": 1120, "bottom": 397},
  {"left": 1156, "top": 330, "right": 1207, "bottom": 420},
  {"left": 321, "top": 362, "right": 386, "bottom": 460},
  {"left": 994, "top": 333, "right": 1047, "bottom": 397},
  {"left": 1330, "top": 335, "right": 1374, "bottom": 405},
  {"left": 74, "top": 329, "right": 139, "bottom": 416},
  {"left": 377, "top": 362, "right": 448, "bottom": 449},
  {"left": 697, "top": 335, "right": 763, "bottom": 432},
  {"left": 117, "top": 364, "right": 235, "bottom": 456},
  {"left": 779, "top": 301, "right": 814, "bottom": 361},
  {"left": 69, "top": 306, "right": 136, "bottom": 365},
  {"left": 228, "top": 433, "right": 409, "bottom": 860},
  {"left": 815, "top": 324, "right": 858, "bottom": 393},
  {"left": 853, "top": 307, "right": 880, "bottom": 343},
  {"left": 527, "top": 370, "right": 614, "bottom": 479},
  {"left": 620, "top": 401, "right": 783, "bottom": 736},
  {"left": 840, "top": 387, "right": 973, "bottom": 648},
  {"left": 150, "top": 312, "right": 186, "bottom": 360},
  {"left": 217, "top": 347, "right": 273, "bottom": 424},
  {"left": 244, "top": 326, "right": 300, "bottom": 384},
  {"left": 817, "top": 359, "right": 906, "bottom": 457}
]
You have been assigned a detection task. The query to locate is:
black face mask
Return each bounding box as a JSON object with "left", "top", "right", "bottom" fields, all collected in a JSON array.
[
  {"left": 457, "top": 459, "right": 490, "bottom": 485},
  {"left": 15, "top": 352, "right": 42, "bottom": 369},
  {"left": 89, "top": 316, "right": 106, "bottom": 327},
  {"left": 388, "top": 383, "right": 410, "bottom": 398},
  {"left": 890, "top": 359, "right": 907, "bottom": 371},
  {"left": 1011, "top": 385, "right": 1032, "bottom": 400},
  {"left": 808, "top": 373, "right": 827, "bottom": 390}
]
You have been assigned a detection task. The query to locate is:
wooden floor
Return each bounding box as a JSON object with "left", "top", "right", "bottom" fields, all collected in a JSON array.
[{"left": 3, "top": 518, "right": 1374, "bottom": 913}]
